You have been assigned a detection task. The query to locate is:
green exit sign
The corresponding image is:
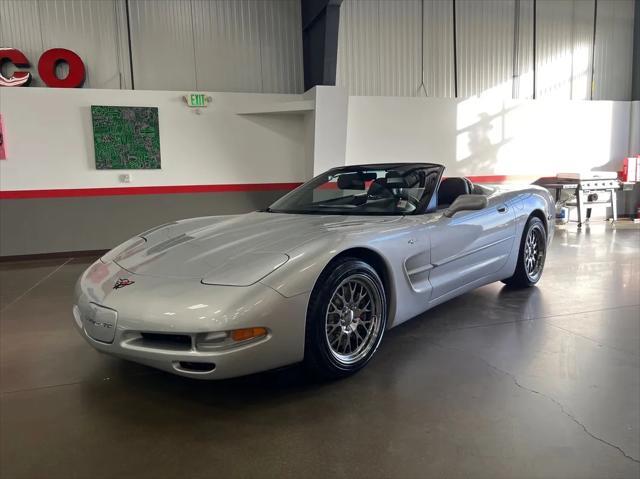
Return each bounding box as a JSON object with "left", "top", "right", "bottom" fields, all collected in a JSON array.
[{"left": 184, "top": 93, "right": 211, "bottom": 107}]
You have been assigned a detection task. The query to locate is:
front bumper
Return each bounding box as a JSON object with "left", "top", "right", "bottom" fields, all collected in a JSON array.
[{"left": 73, "top": 259, "right": 309, "bottom": 379}]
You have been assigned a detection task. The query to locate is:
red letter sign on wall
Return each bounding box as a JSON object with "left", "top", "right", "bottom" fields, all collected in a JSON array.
[
  {"left": 0, "top": 48, "right": 31, "bottom": 87},
  {"left": 0, "top": 47, "right": 86, "bottom": 88},
  {"left": 0, "top": 114, "right": 6, "bottom": 160},
  {"left": 38, "top": 48, "right": 85, "bottom": 88}
]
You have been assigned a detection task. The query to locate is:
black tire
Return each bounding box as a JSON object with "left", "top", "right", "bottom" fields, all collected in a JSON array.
[
  {"left": 502, "top": 216, "right": 547, "bottom": 288},
  {"left": 304, "top": 257, "right": 387, "bottom": 379}
]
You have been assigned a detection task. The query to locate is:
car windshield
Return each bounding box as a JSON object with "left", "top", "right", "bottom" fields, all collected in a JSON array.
[{"left": 268, "top": 164, "right": 443, "bottom": 215}]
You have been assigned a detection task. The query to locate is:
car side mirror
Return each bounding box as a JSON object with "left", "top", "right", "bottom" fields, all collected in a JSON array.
[{"left": 443, "top": 194, "right": 488, "bottom": 218}]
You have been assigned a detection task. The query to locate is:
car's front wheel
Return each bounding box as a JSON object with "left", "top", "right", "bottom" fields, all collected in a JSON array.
[
  {"left": 502, "top": 216, "right": 547, "bottom": 288},
  {"left": 305, "top": 257, "right": 387, "bottom": 379}
]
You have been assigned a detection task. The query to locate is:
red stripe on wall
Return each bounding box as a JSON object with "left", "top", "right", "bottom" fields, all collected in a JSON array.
[
  {"left": 0, "top": 182, "right": 304, "bottom": 199},
  {"left": 0, "top": 175, "right": 542, "bottom": 199},
  {"left": 466, "top": 175, "right": 539, "bottom": 183},
  {"left": 467, "top": 175, "right": 509, "bottom": 183}
]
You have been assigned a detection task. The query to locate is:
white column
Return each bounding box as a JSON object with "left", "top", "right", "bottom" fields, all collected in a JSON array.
[{"left": 307, "top": 86, "right": 349, "bottom": 176}]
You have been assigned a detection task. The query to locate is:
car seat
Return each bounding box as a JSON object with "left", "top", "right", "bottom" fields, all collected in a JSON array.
[{"left": 437, "top": 177, "right": 470, "bottom": 208}]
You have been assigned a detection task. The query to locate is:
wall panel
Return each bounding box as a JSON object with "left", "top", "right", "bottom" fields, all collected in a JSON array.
[
  {"left": 513, "top": 0, "right": 535, "bottom": 99},
  {"left": 337, "top": 0, "right": 634, "bottom": 100},
  {"left": 0, "top": 1, "right": 43, "bottom": 86},
  {"left": 336, "top": 0, "right": 381, "bottom": 95},
  {"left": 39, "top": 0, "right": 125, "bottom": 89},
  {"left": 336, "top": 0, "right": 453, "bottom": 97},
  {"left": 1, "top": 0, "right": 302, "bottom": 93},
  {"left": 128, "top": 0, "right": 303, "bottom": 93},
  {"left": 378, "top": 0, "right": 422, "bottom": 97},
  {"left": 128, "top": 0, "right": 197, "bottom": 91},
  {"left": 1, "top": 0, "right": 635, "bottom": 98},
  {"left": 191, "top": 0, "right": 262, "bottom": 92},
  {"left": 456, "top": 0, "right": 515, "bottom": 98},
  {"left": 593, "top": 0, "right": 635, "bottom": 100},
  {"left": 0, "top": 0, "right": 126, "bottom": 89},
  {"left": 423, "top": 0, "right": 455, "bottom": 98},
  {"left": 258, "top": 0, "right": 304, "bottom": 94},
  {"left": 535, "top": 0, "right": 595, "bottom": 99}
]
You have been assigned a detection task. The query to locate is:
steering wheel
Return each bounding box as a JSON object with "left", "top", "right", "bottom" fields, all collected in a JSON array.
[{"left": 393, "top": 190, "right": 419, "bottom": 209}]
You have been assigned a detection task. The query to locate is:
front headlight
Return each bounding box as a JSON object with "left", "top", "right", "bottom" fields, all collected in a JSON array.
[{"left": 195, "top": 327, "right": 269, "bottom": 351}]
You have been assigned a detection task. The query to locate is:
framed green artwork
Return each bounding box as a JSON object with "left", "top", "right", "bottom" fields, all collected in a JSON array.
[{"left": 91, "top": 106, "right": 161, "bottom": 169}]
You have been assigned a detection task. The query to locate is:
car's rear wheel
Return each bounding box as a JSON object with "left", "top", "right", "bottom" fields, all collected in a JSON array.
[
  {"left": 305, "top": 257, "right": 387, "bottom": 379},
  {"left": 502, "top": 216, "right": 547, "bottom": 288}
]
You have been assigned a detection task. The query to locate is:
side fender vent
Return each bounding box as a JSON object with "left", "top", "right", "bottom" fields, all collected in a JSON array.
[{"left": 404, "top": 251, "right": 432, "bottom": 293}]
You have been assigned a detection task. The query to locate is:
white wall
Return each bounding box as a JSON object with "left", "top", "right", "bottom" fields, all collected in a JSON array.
[
  {"left": 0, "top": 88, "right": 309, "bottom": 191},
  {"left": 1, "top": 86, "right": 636, "bottom": 193},
  {"left": 345, "top": 96, "right": 634, "bottom": 178},
  {"left": 310, "top": 87, "right": 349, "bottom": 175},
  {"left": 631, "top": 102, "right": 640, "bottom": 155}
]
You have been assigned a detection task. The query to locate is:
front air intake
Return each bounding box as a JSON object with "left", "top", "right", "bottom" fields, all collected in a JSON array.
[
  {"left": 177, "top": 361, "right": 216, "bottom": 373},
  {"left": 138, "top": 332, "right": 192, "bottom": 350}
]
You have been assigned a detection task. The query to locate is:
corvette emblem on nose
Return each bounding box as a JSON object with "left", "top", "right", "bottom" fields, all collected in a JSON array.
[{"left": 113, "top": 278, "right": 135, "bottom": 289}]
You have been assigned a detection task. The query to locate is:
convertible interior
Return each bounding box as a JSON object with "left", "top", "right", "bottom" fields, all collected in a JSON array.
[
  {"left": 312, "top": 169, "right": 437, "bottom": 213},
  {"left": 359, "top": 174, "right": 492, "bottom": 212},
  {"left": 272, "top": 166, "right": 493, "bottom": 215}
]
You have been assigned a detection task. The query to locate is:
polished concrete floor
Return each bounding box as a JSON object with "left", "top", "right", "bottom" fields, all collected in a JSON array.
[{"left": 1, "top": 223, "right": 639, "bottom": 479}]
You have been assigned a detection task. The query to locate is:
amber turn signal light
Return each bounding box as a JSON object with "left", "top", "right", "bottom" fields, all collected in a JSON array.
[{"left": 230, "top": 327, "right": 268, "bottom": 342}]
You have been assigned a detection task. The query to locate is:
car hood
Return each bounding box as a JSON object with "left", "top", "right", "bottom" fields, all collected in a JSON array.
[{"left": 111, "top": 212, "right": 400, "bottom": 284}]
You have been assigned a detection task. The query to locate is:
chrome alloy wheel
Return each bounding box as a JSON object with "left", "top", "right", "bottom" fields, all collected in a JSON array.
[
  {"left": 325, "top": 274, "right": 383, "bottom": 365},
  {"left": 524, "top": 224, "right": 545, "bottom": 282}
]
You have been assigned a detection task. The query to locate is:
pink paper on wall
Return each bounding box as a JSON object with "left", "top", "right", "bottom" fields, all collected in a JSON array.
[{"left": 0, "top": 114, "right": 6, "bottom": 160}]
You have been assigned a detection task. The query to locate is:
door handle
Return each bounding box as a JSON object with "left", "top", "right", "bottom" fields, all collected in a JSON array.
[{"left": 497, "top": 205, "right": 508, "bottom": 213}]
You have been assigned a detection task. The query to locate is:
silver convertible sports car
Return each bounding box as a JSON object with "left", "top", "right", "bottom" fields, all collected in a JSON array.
[{"left": 74, "top": 163, "right": 554, "bottom": 379}]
